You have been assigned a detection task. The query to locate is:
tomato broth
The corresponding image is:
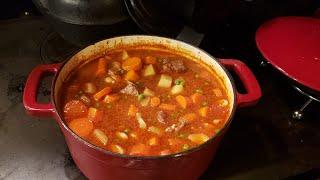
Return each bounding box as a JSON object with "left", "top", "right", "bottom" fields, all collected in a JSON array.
[{"left": 61, "top": 48, "right": 230, "bottom": 156}]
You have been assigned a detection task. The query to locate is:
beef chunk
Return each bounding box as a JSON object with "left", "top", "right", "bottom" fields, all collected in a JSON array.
[
  {"left": 107, "top": 61, "right": 124, "bottom": 76},
  {"left": 161, "top": 58, "right": 186, "bottom": 73},
  {"left": 157, "top": 111, "right": 167, "bottom": 124},
  {"left": 120, "top": 82, "right": 138, "bottom": 96},
  {"left": 165, "top": 119, "right": 187, "bottom": 133}
]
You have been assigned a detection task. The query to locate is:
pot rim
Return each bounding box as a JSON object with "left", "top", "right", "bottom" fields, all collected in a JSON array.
[{"left": 51, "top": 35, "right": 238, "bottom": 160}]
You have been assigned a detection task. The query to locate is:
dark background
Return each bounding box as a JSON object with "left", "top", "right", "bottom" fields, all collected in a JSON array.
[{"left": 1, "top": 0, "right": 318, "bottom": 27}]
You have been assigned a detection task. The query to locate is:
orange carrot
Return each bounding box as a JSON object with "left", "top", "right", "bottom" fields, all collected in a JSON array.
[
  {"left": 122, "top": 57, "right": 142, "bottom": 71},
  {"left": 128, "top": 105, "right": 138, "bottom": 117},
  {"left": 124, "top": 70, "right": 139, "bottom": 82},
  {"left": 191, "top": 93, "right": 205, "bottom": 104},
  {"left": 148, "top": 137, "right": 159, "bottom": 146},
  {"left": 198, "top": 107, "right": 208, "bottom": 117},
  {"left": 63, "top": 100, "right": 88, "bottom": 119},
  {"left": 159, "top": 103, "right": 176, "bottom": 111},
  {"left": 143, "top": 56, "right": 157, "bottom": 64},
  {"left": 129, "top": 143, "right": 151, "bottom": 156},
  {"left": 175, "top": 95, "right": 187, "bottom": 109},
  {"left": 68, "top": 118, "right": 93, "bottom": 138},
  {"left": 150, "top": 97, "right": 161, "bottom": 107},
  {"left": 180, "top": 113, "right": 197, "bottom": 123},
  {"left": 93, "top": 87, "right": 112, "bottom": 101},
  {"left": 87, "top": 107, "right": 103, "bottom": 123},
  {"left": 103, "top": 94, "right": 120, "bottom": 103},
  {"left": 96, "top": 57, "right": 107, "bottom": 77}
]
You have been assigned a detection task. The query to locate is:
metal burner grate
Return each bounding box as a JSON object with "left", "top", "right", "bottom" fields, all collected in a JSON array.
[{"left": 292, "top": 86, "right": 320, "bottom": 120}]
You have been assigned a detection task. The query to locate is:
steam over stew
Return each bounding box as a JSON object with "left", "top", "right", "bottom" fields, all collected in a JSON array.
[{"left": 61, "top": 48, "right": 230, "bottom": 156}]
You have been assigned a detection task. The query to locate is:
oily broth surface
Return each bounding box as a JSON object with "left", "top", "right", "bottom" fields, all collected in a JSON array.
[{"left": 60, "top": 48, "right": 230, "bottom": 156}]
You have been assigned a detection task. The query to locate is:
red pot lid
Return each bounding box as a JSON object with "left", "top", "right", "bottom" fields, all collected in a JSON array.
[{"left": 256, "top": 16, "right": 320, "bottom": 91}]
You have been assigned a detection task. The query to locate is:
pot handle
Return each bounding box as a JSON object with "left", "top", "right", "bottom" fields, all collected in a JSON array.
[
  {"left": 220, "top": 59, "right": 261, "bottom": 107},
  {"left": 23, "top": 63, "right": 61, "bottom": 117}
]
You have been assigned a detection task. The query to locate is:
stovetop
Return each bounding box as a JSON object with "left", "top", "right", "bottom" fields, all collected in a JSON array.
[{"left": 0, "top": 17, "right": 319, "bottom": 180}]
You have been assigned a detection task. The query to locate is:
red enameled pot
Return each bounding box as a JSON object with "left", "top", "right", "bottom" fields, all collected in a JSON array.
[{"left": 23, "top": 36, "right": 261, "bottom": 180}]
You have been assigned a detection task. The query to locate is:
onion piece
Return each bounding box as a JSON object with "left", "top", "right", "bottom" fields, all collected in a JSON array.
[
  {"left": 116, "top": 131, "right": 129, "bottom": 140},
  {"left": 83, "top": 82, "right": 97, "bottom": 94},
  {"left": 136, "top": 113, "right": 147, "bottom": 129},
  {"left": 143, "top": 88, "right": 155, "bottom": 97},
  {"left": 110, "top": 144, "right": 125, "bottom": 154},
  {"left": 140, "top": 97, "right": 150, "bottom": 107},
  {"left": 93, "top": 129, "right": 108, "bottom": 146},
  {"left": 171, "top": 84, "right": 184, "bottom": 95},
  {"left": 121, "top": 50, "right": 129, "bottom": 60},
  {"left": 148, "top": 126, "right": 162, "bottom": 135},
  {"left": 143, "top": 64, "right": 156, "bottom": 76}
]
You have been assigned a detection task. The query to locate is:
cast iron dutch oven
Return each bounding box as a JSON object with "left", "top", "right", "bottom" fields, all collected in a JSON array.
[{"left": 23, "top": 35, "right": 261, "bottom": 180}]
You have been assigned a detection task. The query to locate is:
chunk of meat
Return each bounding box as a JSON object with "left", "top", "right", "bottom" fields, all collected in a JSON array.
[
  {"left": 157, "top": 111, "right": 167, "bottom": 124},
  {"left": 108, "top": 69, "right": 121, "bottom": 76},
  {"left": 68, "top": 118, "right": 93, "bottom": 138},
  {"left": 165, "top": 119, "right": 187, "bottom": 133},
  {"left": 120, "top": 82, "right": 138, "bottom": 96},
  {"left": 160, "top": 58, "right": 186, "bottom": 73},
  {"left": 107, "top": 62, "right": 123, "bottom": 76}
]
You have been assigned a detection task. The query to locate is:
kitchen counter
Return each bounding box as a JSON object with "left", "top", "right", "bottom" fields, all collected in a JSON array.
[{"left": 0, "top": 17, "right": 319, "bottom": 180}]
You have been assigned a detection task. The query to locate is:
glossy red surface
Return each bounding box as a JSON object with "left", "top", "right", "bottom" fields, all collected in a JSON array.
[
  {"left": 220, "top": 59, "right": 261, "bottom": 107},
  {"left": 23, "top": 63, "right": 60, "bottom": 117},
  {"left": 256, "top": 16, "right": 320, "bottom": 92},
  {"left": 23, "top": 40, "right": 261, "bottom": 179}
]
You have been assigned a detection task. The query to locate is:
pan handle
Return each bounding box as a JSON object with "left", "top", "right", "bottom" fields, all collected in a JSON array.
[
  {"left": 23, "top": 63, "right": 61, "bottom": 117},
  {"left": 220, "top": 59, "right": 261, "bottom": 108}
]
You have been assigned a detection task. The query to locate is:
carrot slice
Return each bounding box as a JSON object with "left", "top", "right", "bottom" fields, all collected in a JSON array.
[
  {"left": 63, "top": 100, "right": 88, "bottom": 119},
  {"left": 93, "top": 86, "right": 112, "bottom": 101},
  {"left": 96, "top": 57, "right": 107, "bottom": 77},
  {"left": 68, "top": 118, "right": 93, "bottom": 138},
  {"left": 143, "top": 56, "right": 157, "bottom": 64},
  {"left": 150, "top": 97, "right": 161, "bottom": 107},
  {"left": 124, "top": 70, "right": 139, "bottom": 82},
  {"left": 180, "top": 113, "right": 197, "bottom": 123},
  {"left": 103, "top": 94, "right": 120, "bottom": 103},
  {"left": 175, "top": 95, "right": 187, "bottom": 109},
  {"left": 87, "top": 107, "right": 103, "bottom": 123},
  {"left": 122, "top": 57, "right": 142, "bottom": 71},
  {"left": 128, "top": 105, "right": 138, "bottom": 117},
  {"left": 159, "top": 103, "right": 176, "bottom": 111},
  {"left": 129, "top": 143, "right": 151, "bottom": 156}
]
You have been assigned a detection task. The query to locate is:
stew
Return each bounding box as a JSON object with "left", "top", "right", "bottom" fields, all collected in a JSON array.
[{"left": 61, "top": 48, "right": 230, "bottom": 156}]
